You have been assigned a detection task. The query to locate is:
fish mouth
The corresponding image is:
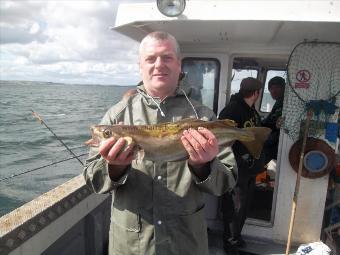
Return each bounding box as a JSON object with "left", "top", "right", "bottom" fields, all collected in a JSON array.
[
  {"left": 84, "top": 137, "right": 100, "bottom": 147},
  {"left": 85, "top": 126, "right": 100, "bottom": 147}
]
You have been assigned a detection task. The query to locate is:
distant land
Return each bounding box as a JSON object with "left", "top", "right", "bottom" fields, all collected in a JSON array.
[{"left": 0, "top": 80, "right": 134, "bottom": 87}]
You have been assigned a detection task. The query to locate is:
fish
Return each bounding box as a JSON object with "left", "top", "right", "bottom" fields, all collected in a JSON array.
[{"left": 85, "top": 118, "right": 271, "bottom": 161}]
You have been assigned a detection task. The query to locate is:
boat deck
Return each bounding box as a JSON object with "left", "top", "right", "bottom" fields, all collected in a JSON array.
[
  {"left": 208, "top": 229, "right": 296, "bottom": 255},
  {"left": 0, "top": 177, "right": 307, "bottom": 255}
]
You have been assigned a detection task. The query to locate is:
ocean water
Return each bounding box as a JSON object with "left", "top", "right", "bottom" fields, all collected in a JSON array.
[{"left": 0, "top": 81, "right": 133, "bottom": 216}]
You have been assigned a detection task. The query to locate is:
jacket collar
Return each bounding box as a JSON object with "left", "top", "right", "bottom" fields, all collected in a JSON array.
[
  {"left": 136, "top": 82, "right": 191, "bottom": 100},
  {"left": 136, "top": 82, "right": 198, "bottom": 119}
]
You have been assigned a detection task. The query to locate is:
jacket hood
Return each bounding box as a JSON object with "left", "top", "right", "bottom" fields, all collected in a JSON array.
[
  {"left": 230, "top": 92, "right": 244, "bottom": 104},
  {"left": 230, "top": 92, "right": 253, "bottom": 111}
]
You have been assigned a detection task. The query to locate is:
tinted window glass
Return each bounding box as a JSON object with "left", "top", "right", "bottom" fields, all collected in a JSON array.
[
  {"left": 182, "top": 58, "right": 220, "bottom": 113},
  {"left": 231, "top": 69, "right": 258, "bottom": 94},
  {"left": 260, "top": 70, "right": 286, "bottom": 112}
]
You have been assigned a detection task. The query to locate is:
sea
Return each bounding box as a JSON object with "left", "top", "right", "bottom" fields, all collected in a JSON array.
[
  {"left": 0, "top": 80, "right": 273, "bottom": 217},
  {"left": 0, "top": 80, "right": 134, "bottom": 216}
]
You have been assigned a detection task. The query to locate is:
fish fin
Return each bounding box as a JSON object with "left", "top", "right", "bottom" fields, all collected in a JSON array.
[
  {"left": 120, "top": 137, "right": 136, "bottom": 154},
  {"left": 158, "top": 118, "right": 203, "bottom": 132},
  {"left": 239, "top": 127, "right": 271, "bottom": 159},
  {"left": 174, "top": 118, "right": 202, "bottom": 123},
  {"left": 123, "top": 136, "right": 134, "bottom": 146},
  {"left": 219, "top": 119, "right": 237, "bottom": 127},
  {"left": 158, "top": 118, "right": 201, "bottom": 126}
]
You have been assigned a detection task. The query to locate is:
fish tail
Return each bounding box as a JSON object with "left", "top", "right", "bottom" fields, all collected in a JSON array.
[{"left": 239, "top": 127, "right": 272, "bottom": 159}]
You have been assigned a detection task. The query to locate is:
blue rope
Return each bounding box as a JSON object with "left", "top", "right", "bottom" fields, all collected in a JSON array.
[
  {"left": 304, "top": 98, "right": 339, "bottom": 143},
  {"left": 305, "top": 98, "right": 338, "bottom": 117}
]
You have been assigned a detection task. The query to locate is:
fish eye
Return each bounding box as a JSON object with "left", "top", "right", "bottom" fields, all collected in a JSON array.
[{"left": 103, "top": 129, "right": 112, "bottom": 138}]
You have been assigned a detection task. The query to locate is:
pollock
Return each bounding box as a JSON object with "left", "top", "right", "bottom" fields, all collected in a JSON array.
[{"left": 85, "top": 118, "right": 271, "bottom": 161}]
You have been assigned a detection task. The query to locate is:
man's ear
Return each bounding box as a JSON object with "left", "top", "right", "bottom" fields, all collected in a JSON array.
[{"left": 179, "top": 72, "right": 185, "bottom": 81}]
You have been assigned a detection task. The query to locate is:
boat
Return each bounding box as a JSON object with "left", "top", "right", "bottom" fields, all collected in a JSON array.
[{"left": 1, "top": 1, "right": 339, "bottom": 254}]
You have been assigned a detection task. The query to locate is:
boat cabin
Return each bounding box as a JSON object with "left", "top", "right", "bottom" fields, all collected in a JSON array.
[{"left": 114, "top": 0, "right": 340, "bottom": 249}]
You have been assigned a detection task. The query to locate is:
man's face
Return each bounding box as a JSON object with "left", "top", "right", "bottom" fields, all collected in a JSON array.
[
  {"left": 139, "top": 39, "right": 181, "bottom": 99},
  {"left": 269, "top": 84, "right": 284, "bottom": 100}
]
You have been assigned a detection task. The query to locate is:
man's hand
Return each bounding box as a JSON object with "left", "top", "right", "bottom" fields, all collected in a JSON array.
[
  {"left": 181, "top": 127, "right": 219, "bottom": 168},
  {"left": 98, "top": 137, "right": 135, "bottom": 180}
]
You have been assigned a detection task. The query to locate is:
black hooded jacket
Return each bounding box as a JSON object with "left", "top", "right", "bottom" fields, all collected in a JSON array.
[{"left": 219, "top": 92, "right": 264, "bottom": 175}]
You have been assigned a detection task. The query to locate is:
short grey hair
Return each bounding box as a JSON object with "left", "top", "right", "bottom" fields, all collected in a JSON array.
[{"left": 139, "top": 31, "right": 181, "bottom": 58}]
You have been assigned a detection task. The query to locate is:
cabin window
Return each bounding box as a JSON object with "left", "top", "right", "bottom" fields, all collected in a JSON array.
[
  {"left": 231, "top": 68, "right": 258, "bottom": 94},
  {"left": 260, "top": 70, "right": 287, "bottom": 112},
  {"left": 182, "top": 58, "right": 220, "bottom": 113}
]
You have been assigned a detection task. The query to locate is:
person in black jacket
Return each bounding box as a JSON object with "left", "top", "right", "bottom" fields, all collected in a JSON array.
[
  {"left": 218, "top": 77, "right": 266, "bottom": 255},
  {"left": 262, "top": 76, "right": 285, "bottom": 163}
]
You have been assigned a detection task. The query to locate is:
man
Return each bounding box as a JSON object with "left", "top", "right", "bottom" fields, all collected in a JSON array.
[
  {"left": 84, "top": 31, "right": 236, "bottom": 255},
  {"left": 262, "top": 76, "right": 285, "bottom": 163},
  {"left": 218, "top": 77, "right": 265, "bottom": 254}
]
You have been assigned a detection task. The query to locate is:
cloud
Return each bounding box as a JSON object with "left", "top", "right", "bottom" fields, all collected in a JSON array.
[
  {"left": 0, "top": 1, "right": 47, "bottom": 44},
  {"left": 0, "top": 0, "right": 142, "bottom": 85}
]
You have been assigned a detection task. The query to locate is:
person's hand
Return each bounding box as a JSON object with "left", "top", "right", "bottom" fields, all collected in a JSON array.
[
  {"left": 99, "top": 121, "right": 135, "bottom": 167},
  {"left": 181, "top": 127, "right": 219, "bottom": 168},
  {"left": 98, "top": 137, "right": 135, "bottom": 167},
  {"left": 98, "top": 135, "right": 136, "bottom": 181}
]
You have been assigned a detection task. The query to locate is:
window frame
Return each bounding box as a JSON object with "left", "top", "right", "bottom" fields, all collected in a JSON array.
[
  {"left": 182, "top": 57, "right": 221, "bottom": 114},
  {"left": 259, "top": 68, "right": 287, "bottom": 113}
]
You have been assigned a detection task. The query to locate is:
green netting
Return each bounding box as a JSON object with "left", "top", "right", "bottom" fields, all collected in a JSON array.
[{"left": 282, "top": 42, "right": 340, "bottom": 143}]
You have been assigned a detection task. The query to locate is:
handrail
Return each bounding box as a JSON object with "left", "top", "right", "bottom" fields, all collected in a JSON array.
[{"left": 0, "top": 175, "right": 93, "bottom": 254}]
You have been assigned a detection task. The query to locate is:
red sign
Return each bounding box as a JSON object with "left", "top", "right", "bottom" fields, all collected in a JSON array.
[{"left": 295, "top": 70, "right": 311, "bottom": 89}]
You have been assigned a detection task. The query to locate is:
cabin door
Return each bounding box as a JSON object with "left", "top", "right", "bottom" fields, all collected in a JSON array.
[{"left": 231, "top": 57, "right": 287, "bottom": 225}]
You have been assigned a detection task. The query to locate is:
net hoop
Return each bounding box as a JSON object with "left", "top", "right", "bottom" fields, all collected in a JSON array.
[{"left": 287, "top": 41, "right": 340, "bottom": 104}]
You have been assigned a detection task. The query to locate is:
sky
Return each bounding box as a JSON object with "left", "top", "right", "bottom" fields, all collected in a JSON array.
[{"left": 0, "top": 0, "right": 153, "bottom": 86}]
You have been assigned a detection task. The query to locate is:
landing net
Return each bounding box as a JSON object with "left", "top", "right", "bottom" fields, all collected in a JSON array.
[{"left": 282, "top": 41, "right": 340, "bottom": 143}]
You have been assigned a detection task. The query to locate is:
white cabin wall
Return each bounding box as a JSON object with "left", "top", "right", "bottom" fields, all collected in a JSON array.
[{"left": 272, "top": 133, "right": 329, "bottom": 244}]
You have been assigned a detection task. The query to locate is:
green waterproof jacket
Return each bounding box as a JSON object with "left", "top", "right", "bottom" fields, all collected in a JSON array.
[{"left": 84, "top": 84, "right": 237, "bottom": 255}]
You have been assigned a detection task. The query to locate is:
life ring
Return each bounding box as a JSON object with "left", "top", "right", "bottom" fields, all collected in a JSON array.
[{"left": 289, "top": 137, "right": 335, "bottom": 178}]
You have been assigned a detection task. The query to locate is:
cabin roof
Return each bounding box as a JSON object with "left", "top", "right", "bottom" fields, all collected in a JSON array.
[{"left": 113, "top": 1, "right": 340, "bottom": 50}]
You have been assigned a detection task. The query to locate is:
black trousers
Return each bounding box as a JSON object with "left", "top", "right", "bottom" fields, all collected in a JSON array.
[
  {"left": 263, "top": 131, "right": 280, "bottom": 164},
  {"left": 221, "top": 171, "right": 256, "bottom": 240}
]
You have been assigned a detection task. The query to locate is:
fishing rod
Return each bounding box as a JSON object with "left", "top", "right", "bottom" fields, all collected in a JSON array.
[
  {"left": 31, "top": 110, "right": 84, "bottom": 166},
  {"left": 0, "top": 153, "right": 88, "bottom": 182}
]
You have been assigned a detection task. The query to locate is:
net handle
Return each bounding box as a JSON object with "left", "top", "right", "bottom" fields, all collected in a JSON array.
[{"left": 285, "top": 110, "right": 313, "bottom": 255}]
